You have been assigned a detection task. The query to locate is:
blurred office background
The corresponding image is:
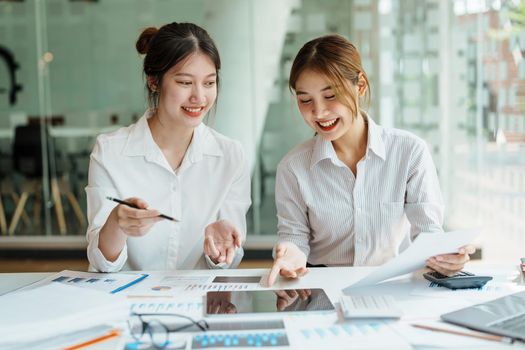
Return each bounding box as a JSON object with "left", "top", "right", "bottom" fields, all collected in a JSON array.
[{"left": 0, "top": 0, "right": 523, "bottom": 270}]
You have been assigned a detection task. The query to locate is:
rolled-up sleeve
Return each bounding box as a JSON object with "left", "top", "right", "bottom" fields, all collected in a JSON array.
[
  {"left": 216, "top": 142, "right": 251, "bottom": 268},
  {"left": 85, "top": 138, "right": 128, "bottom": 272},
  {"left": 404, "top": 140, "right": 444, "bottom": 240},
  {"left": 275, "top": 161, "right": 311, "bottom": 258}
]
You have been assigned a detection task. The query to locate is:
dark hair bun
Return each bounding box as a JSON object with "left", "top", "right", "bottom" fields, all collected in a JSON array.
[{"left": 136, "top": 27, "right": 158, "bottom": 55}]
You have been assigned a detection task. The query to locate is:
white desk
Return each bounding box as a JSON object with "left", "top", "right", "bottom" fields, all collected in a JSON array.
[
  {"left": 1, "top": 262, "right": 524, "bottom": 350},
  {"left": 0, "top": 126, "right": 121, "bottom": 140},
  {"left": 48, "top": 125, "right": 121, "bottom": 138}
]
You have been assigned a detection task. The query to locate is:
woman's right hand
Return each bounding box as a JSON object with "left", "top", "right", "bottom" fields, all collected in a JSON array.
[
  {"left": 266, "top": 242, "right": 308, "bottom": 286},
  {"left": 113, "top": 197, "right": 161, "bottom": 236}
]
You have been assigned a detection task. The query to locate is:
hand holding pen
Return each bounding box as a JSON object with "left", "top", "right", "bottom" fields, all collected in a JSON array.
[
  {"left": 107, "top": 197, "right": 177, "bottom": 221},
  {"left": 106, "top": 197, "right": 177, "bottom": 237}
]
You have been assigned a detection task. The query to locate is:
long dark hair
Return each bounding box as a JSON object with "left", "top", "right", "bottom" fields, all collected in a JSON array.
[{"left": 136, "top": 22, "right": 221, "bottom": 110}]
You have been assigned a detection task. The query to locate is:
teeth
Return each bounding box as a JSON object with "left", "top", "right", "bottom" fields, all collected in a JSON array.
[
  {"left": 318, "top": 119, "right": 337, "bottom": 127},
  {"left": 183, "top": 107, "right": 203, "bottom": 113}
]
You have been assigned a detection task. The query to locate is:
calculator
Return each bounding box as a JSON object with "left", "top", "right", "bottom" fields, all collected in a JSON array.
[
  {"left": 340, "top": 295, "right": 403, "bottom": 319},
  {"left": 423, "top": 270, "right": 493, "bottom": 290}
]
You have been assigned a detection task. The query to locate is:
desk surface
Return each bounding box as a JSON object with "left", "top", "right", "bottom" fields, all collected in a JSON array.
[
  {"left": 1, "top": 262, "right": 524, "bottom": 350},
  {"left": 0, "top": 125, "right": 121, "bottom": 139}
]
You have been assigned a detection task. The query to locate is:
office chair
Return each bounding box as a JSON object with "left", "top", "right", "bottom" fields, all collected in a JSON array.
[
  {"left": 0, "top": 151, "right": 9, "bottom": 234},
  {"left": 0, "top": 150, "right": 31, "bottom": 235},
  {"left": 56, "top": 150, "right": 86, "bottom": 228},
  {"left": 8, "top": 124, "right": 66, "bottom": 235},
  {"left": 67, "top": 150, "right": 90, "bottom": 225}
]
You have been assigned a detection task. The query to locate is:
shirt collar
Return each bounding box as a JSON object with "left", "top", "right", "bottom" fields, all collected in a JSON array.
[
  {"left": 123, "top": 110, "right": 223, "bottom": 162},
  {"left": 310, "top": 134, "right": 339, "bottom": 169},
  {"left": 309, "top": 110, "right": 386, "bottom": 169},
  {"left": 123, "top": 110, "right": 155, "bottom": 157},
  {"left": 185, "top": 122, "right": 223, "bottom": 163},
  {"left": 363, "top": 111, "right": 386, "bottom": 161}
]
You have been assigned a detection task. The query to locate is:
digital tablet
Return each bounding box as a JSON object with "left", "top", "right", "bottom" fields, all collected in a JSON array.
[{"left": 205, "top": 288, "right": 335, "bottom": 316}]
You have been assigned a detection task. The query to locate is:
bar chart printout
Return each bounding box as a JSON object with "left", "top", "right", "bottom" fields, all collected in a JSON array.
[{"left": 286, "top": 320, "right": 412, "bottom": 349}]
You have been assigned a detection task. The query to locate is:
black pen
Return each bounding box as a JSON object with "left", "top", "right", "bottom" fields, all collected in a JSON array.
[{"left": 106, "top": 196, "right": 178, "bottom": 222}]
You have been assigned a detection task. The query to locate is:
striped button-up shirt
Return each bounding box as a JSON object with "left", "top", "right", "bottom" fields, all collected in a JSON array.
[{"left": 275, "top": 112, "right": 444, "bottom": 266}]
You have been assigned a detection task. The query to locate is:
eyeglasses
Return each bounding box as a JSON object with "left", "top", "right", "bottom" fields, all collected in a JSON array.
[{"left": 128, "top": 313, "right": 209, "bottom": 349}]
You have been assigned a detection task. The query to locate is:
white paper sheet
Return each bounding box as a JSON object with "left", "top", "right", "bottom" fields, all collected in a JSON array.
[
  {"left": 124, "top": 275, "right": 213, "bottom": 297},
  {"left": 285, "top": 317, "right": 412, "bottom": 350},
  {"left": 128, "top": 296, "right": 204, "bottom": 319},
  {"left": 0, "top": 283, "right": 128, "bottom": 345},
  {"left": 2, "top": 325, "right": 118, "bottom": 350},
  {"left": 184, "top": 283, "right": 265, "bottom": 292},
  {"left": 391, "top": 321, "right": 502, "bottom": 348},
  {"left": 343, "top": 229, "right": 479, "bottom": 291},
  {"left": 19, "top": 269, "right": 148, "bottom": 294},
  {"left": 125, "top": 274, "right": 266, "bottom": 297}
]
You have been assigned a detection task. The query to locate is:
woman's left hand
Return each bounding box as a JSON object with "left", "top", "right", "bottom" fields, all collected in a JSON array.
[
  {"left": 426, "top": 245, "right": 476, "bottom": 276},
  {"left": 204, "top": 219, "right": 242, "bottom": 265}
]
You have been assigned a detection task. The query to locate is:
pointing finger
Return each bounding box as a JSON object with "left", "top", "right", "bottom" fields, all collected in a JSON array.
[{"left": 267, "top": 262, "right": 282, "bottom": 287}]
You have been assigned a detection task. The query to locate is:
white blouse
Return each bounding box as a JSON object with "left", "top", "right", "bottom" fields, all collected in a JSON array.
[
  {"left": 275, "top": 112, "right": 444, "bottom": 266},
  {"left": 86, "top": 111, "right": 251, "bottom": 272}
]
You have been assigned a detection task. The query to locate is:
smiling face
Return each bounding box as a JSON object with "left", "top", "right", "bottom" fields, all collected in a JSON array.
[
  {"left": 295, "top": 69, "right": 359, "bottom": 141},
  {"left": 155, "top": 51, "right": 217, "bottom": 129}
]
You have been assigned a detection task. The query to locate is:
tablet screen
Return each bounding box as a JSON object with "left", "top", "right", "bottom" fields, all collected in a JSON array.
[{"left": 205, "top": 288, "right": 334, "bottom": 316}]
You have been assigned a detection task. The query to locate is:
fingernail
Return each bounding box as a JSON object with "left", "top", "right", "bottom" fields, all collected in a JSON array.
[{"left": 436, "top": 256, "right": 443, "bottom": 261}]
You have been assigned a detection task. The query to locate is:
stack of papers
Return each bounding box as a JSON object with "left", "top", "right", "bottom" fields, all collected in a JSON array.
[{"left": 0, "top": 282, "right": 129, "bottom": 346}]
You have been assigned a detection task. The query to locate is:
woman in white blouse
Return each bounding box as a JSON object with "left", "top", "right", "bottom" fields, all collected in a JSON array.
[
  {"left": 86, "top": 22, "right": 250, "bottom": 272},
  {"left": 266, "top": 35, "right": 474, "bottom": 285}
]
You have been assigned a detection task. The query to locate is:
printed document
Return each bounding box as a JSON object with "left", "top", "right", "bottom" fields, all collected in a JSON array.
[
  {"left": 343, "top": 229, "right": 479, "bottom": 291},
  {"left": 0, "top": 282, "right": 128, "bottom": 345},
  {"left": 19, "top": 269, "right": 148, "bottom": 294}
]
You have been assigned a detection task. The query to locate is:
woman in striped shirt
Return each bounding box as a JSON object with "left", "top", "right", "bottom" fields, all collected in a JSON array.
[{"left": 266, "top": 34, "right": 474, "bottom": 286}]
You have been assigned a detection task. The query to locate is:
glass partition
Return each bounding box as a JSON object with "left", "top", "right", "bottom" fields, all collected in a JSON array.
[
  {"left": 0, "top": 0, "right": 523, "bottom": 263},
  {"left": 252, "top": 0, "right": 525, "bottom": 263}
]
